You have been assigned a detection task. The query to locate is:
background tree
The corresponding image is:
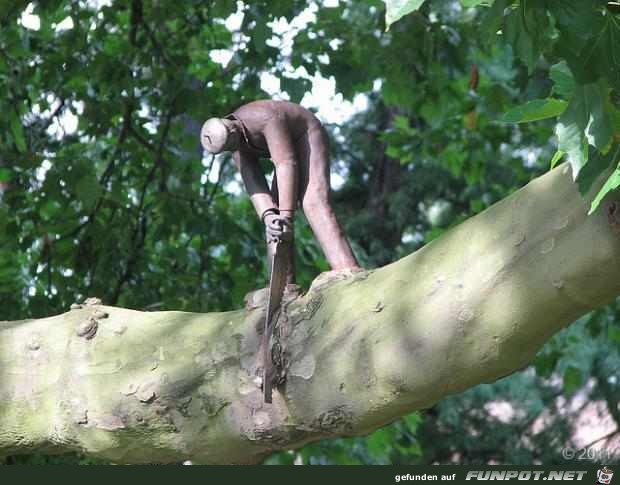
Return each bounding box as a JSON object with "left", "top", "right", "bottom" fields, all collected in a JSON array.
[{"left": 0, "top": 0, "right": 618, "bottom": 464}]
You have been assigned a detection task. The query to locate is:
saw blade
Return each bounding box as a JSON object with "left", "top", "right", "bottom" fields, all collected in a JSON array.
[{"left": 262, "top": 240, "right": 289, "bottom": 403}]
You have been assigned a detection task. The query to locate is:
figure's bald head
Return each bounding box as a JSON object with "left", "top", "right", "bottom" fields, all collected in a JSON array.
[{"left": 200, "top": 117, "right": 241, "bottom": 154}]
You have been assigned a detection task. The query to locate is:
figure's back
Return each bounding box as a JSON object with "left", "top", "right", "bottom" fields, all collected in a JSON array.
[{"left": 232, "top": 100, "right": 321, "bottom": 141}]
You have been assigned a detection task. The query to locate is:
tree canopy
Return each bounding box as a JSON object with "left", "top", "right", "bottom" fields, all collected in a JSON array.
[{"left": 0, "top": 0, "right": 618, "bottom": 465}]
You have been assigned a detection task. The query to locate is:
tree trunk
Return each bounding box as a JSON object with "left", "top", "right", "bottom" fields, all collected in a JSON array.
[
  {"left": 1, "top": 164, "right": 619, "bottom": 464},
  {"left": 358, "top": 103, "right": 405, "bottom": 263}
]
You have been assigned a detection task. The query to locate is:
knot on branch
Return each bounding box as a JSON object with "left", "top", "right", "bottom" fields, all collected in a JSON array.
[
  {"left": 313, "top": 405, "right": 354, "bottom": 434},
  {"left": 607, "top": 202, "right": 620, "bottom": 234},
  {"left": 76, "top": 317, "right": 98, "bottom": 340},
  {"left": 75, "top": 305, "right": 109, "bottom": 340}
]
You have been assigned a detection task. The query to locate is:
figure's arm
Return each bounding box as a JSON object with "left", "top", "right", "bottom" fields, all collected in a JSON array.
[
  {"left": 233, "top": 150, "right": 285, "bottom": 242},
  {"left": 263, "top": 117, "right": 298, "bottom": 218},
  {"left": 233, "top": 150, "right": 276, "bottom": 218}
]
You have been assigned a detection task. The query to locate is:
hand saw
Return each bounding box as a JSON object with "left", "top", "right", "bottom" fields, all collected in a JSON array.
[{"left": 262, "top": 235, "right": 290, "bottom": 403}]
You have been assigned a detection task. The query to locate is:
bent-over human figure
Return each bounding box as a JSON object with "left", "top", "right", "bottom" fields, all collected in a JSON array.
[{"left": 200, "top": 100, "right": 359, "bottom": 285}]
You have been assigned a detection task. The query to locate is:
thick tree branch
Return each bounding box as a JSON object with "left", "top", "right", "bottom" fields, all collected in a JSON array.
[{"left": 1, "top": 164, "right": 620, "bottom": 464}]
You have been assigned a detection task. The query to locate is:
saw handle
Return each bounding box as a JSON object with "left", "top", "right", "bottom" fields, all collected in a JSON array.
[{"left": 276, "top": 216, "right": 293, "bottom": 243}]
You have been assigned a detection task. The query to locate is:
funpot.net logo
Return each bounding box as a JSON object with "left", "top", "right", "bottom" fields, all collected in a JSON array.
[{"left": 465, "top": 470, "right": 588, "bottom": 481}]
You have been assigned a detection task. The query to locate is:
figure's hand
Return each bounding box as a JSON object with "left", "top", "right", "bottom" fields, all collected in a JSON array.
[{"left": 264, "top": 212, "right": 293, "bottom": 243}]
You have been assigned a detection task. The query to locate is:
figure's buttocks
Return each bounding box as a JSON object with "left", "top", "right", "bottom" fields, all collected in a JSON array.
[{"left": 231, "top": 100, "right": 321, "bottom": 157}]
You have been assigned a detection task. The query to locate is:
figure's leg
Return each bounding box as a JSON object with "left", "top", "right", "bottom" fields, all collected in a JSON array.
[
  {"left": 298, "top": 126, "right": 360, "bottom": 270},
  {"left": 268, "top": 175, "right": 297, "bottom": 285}
]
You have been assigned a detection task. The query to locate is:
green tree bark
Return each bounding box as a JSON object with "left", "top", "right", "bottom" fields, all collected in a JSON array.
[{"left": 1, "top": 164, "right": 619, "bottom": 464}]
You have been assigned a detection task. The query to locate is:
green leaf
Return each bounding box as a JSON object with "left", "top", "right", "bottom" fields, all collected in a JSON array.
[
  {"left": 503, "top": 1, "right": 550, "bottom": 73},
  {"left": 550, "top": 62, "right": 576, "bottom": 99},
  {"left": 534, "top": 350, "right": 560, "bottom": 378},
  {"left": 576, "top": 149, "right": 615, "bottom": 196},
  {"left": 563, "top": 366, "right": 582, "bottom": 394},
  {"left": 404, "top": 412, "right": 423, "bottom": 432},
  {"left": 612, "top": 105, "right": 620, "bottom": 136},
  {"left": 589, "top": 149, "right": 620, "bottom": 214},
  {"left": 550, "top": 0, "right": 603, "bottom": 52},
  {"left": 552, "top": 1, "right": 614, "bottom": 84},
  {"left": 556, "top": 83, "right": 613, "bottom": 179},
  {"left": 609, "top": 325, "right": 620, "bottom": 343},
  {"left": 384, "top": 0, "right": 426, "bottom": 29},
  {"left": 550, "top": 150, "right": 565, "bottom": 169},
  {"left": 75, "top": 175, "right": 102, "bottom": 211},
  {"left": 0, "top": 168, "right": 11, "bottom": 183},
  {"left": 366, "top": 429, "right": 391, "bottom": 460},
  {"left": 584, "top": 84, "right": 613, "bottom": 155},
  {"left": 502, "top": 99, "right": 567, "bottom": 123},
  {"left": 575, "top": 14, "right": 620, "bottom": 85},
  {"left": 461, "top": 0, "right": 489, "bottom": 6},
  {"left": 480, "top": 0, "right": 508, "bottom": 45},
  {"left": 555, "top": 116, "right": 589, "bottom": 181},
  {"left": 9, "top": 112, "right": 26, "bottom": 153},
  {"left": 393, "top": 115, "right": 410, "bottom": 131},
  {"left": 39, "top": 199, "right": 61, "bottom": 221}
]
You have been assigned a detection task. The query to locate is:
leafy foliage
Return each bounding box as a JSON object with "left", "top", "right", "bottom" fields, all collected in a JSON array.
[{"left": 387, "top": 0, "right": 620, "bottom": 211}]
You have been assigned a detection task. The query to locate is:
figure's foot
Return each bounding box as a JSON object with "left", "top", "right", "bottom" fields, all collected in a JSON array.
[
  {"left": 244, "top": 284, "right": 303, "bottom": 310},
  {"left": 244, "top": 287, "right": 268, "bottom": 310},
  {"left": 284, "top": 283, "right": 303, "bottom": 300}
]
